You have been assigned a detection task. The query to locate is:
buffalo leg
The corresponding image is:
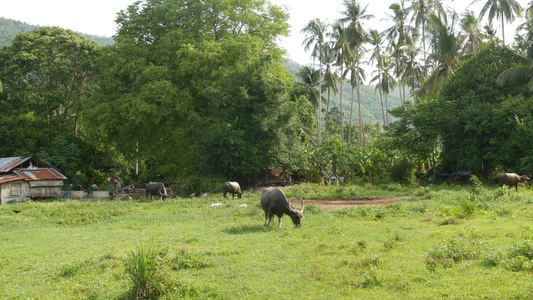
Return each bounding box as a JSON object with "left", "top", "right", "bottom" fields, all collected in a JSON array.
[{"left": 264, "top": 213, "right": 271, "bottom": 226}]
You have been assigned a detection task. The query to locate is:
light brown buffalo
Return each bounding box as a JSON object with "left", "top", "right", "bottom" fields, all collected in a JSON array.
[
  {"left": 222, "top": 181, "right": 243, "bottom": 199},
  {"left": 498, "top": 173, "right": 530, "bottom": 191}
]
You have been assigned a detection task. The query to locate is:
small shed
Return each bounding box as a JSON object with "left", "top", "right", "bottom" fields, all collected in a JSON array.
[{"left": 0, "top": 156, "right": 67, "bottom": 204}]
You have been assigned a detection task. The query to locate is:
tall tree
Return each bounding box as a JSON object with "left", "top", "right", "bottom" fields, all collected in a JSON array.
[
  {"left": 296, "top": 66, "right": 321, "bottom": 126},
  {"left": 471, "top": 0, "right": 523, "bottom": 45},
  {"left": 460, "top": 10, "right": 485, "bottom": 55},
  {"left": 322, "top": 43, "right": 338, "bottom": 142},
  {"left": 331, "top": 22, "right": 352, "bottom": 145},
  {"left": 85, "top": 0, "right": 294, "bottom": 181},
  {"left": 302, "top": 18, "right": 328, "bottom": 145},
  {"left": 407, "top": 0, "right": 446, "bottom": 71},
  {"left": 0, "top": 27, "right": 99, "bottom": 140},
  {"left": 368, "top": 29, "right": 387, "bottom": 126},
  {"left": 338, "top": 0, "right": 373, "bottom": 148},
  {"left": 419, "top": 13, "right": 463, "bottom": 97},
  {"left": 383, "top": 1, "right": 413, "bottom": 106}
]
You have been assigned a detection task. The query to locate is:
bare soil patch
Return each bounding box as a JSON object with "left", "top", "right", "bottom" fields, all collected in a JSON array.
[{"left": 290, "top": 196, "right": 412, "bottom": 211}]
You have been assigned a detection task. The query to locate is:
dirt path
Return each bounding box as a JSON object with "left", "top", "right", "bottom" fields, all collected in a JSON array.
[{"left": 290, "top": 196, "right": 412, "bottom": 211}]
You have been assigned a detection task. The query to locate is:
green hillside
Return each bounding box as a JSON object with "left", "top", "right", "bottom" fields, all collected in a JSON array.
[{"left": 0, "top": 17, "right": 114, "bottom": 48}]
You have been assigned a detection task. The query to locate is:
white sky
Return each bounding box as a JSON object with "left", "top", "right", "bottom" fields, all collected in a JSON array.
[{"left": 0, "top": 0, "right": 529, "bottom": 66}]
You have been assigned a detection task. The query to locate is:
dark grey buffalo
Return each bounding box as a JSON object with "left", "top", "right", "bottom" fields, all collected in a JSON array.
[
  {"left": 145, "top": 182, "right": 169, "bottom": 200},
  {"left": 498, "top": 173, "right": 530, "bottom": 191},
  {"left": 260, "top": 187, "right": 304, "bottom": 228},
  {"left": 222, "top": 181, "right": 243, "bottom": 199}
]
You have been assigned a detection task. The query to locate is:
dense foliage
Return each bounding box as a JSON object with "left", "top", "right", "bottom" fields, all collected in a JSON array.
[
  {"left": 0, "top": 27, "right": 110, "bottom": 184},
  {"left": 83, "top": 0, "right": 301, "bottom": 182},
  {"left": 0, "top": 0, "right": 532, "bottom": 189}
]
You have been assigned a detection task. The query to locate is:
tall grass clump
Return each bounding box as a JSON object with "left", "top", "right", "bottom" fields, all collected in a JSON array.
[{"left": 125, "top": 243, "right": 167, "bottom": 299}]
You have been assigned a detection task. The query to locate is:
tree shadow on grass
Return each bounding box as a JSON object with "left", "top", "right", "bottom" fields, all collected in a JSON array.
[{"left": 223, "top": 225, "right": 266, "bottom": 234}]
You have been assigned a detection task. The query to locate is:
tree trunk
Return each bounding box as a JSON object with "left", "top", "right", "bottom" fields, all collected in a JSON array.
[
  {"left": 356, "top": 61, "right": 364, "bottom": 148},
  {"left": 318, "top": 60, "right": 322, "bottom": 145},
  {"left": 349, "top": 86, "right": 355, "bottom": 143},
  {"left": 340, "top": 66, "right": 344, "bottom": 146}
]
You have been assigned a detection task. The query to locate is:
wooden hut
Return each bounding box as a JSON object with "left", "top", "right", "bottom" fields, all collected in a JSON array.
[{"left": 0, "top": 156, "right": 67, "bottom": 204}]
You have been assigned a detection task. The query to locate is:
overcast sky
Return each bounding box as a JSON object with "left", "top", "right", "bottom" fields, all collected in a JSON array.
[{"left": 1, "top": 0, "right": 529, "bottom": 65}]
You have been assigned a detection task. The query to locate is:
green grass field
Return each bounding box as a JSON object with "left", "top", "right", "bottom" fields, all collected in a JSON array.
[{"left": 1, "top": 183, "right": 533, "bottom": 299}]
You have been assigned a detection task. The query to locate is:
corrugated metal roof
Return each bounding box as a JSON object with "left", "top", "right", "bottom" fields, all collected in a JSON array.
[
  {"left": 0, "top": 174, "right": 24, "bottom": 184},
  {"left": 0, "top": 156, "right": 31, "bottom": 173},
  {"left": 0, "top": 169, "right": 67, "bottom": 184},
  {"left": 15, "top": 169, "right": 67, "bottom": 181}
]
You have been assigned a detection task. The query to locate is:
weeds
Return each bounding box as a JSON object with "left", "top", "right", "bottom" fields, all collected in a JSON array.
[{"left": 125, "top": 243, "right": 167, "bottom": 299}]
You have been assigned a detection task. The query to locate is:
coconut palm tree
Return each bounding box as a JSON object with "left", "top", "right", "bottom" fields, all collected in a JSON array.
[
  {"left": 302, "top": 18, "right": 328, "bottom": 144},
  {"left": 496, "top": 2, "right": 533, "bottom": 93},
  {"left": 296, "top": 66, "right": 321, "bottom": 125},
  {"left": 419, "top": 13, "right": 463, "bottom": 97},
  {"left": 322, "top": 43, "right": 338, "bottom": 142},
  {"left": 406, "top": 0, "right": 446, "bottom": 71},
  {"left": 383, "top": 1, "right": 413, "bottom": 106},
  {"left": 338, "top": 0, "right": 373, "bottom": 148},
  {"left": 471, "top": 0, "right": 523, "bottom": 45},
  {"left": 368, "top": 29, "right": 387, "bottom": 126},
  {"left": 399, "top": 41, "right": 424, "bottom": 104},
  {"left": 331, "top": 22, "right": 352, "bottom": 145},
  {"left": 460, "top": 10, "right": 485, "bottom": 55}
]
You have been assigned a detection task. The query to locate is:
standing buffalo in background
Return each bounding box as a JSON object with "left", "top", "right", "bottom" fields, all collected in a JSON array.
[
  {"left": 222, "top": 182, "right": 243, "bottom": 199},
  {"left": 145, "top": 182, "right": 169, "bottom": 200},
  {"left": 498, "top": 173, "right": 530, "bottom": 191},
  {"left": 260, "top": 187, "right": 304, "bottom": 228}
]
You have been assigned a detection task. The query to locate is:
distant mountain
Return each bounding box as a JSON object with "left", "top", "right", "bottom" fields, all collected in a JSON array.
[
  {"left": 283, "top": 58, "right": 402, "bottom": 125},
  {"left": 0, "top": 17, "right": 114, "bottom": 48}
]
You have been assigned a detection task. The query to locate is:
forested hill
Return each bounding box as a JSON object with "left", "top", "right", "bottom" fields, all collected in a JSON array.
[
  {"left": 0, "top": 17, "right": 399, "bottom": 125},
  {"left": 0, "top": 17, "right": 114, "bottom": 47}
]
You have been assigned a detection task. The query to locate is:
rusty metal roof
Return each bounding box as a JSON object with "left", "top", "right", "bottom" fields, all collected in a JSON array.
[
  {"left": 15, "top": 169, "right": 67, "bottom": 180},
  {"left": 0, "top": 169, "right": 67, "bottom": 184},
  {"left": 0, "top": 156, "right": 53, "bottom": 173},
  {"left": 0, "top": 156, "right": 31, "bottom": 173},
  {"left": 0, "top": 156, "right": 67, "bottom": 184}
]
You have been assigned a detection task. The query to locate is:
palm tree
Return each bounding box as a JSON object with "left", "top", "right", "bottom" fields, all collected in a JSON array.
[
  {"left": 399, "top": 41, "right": 424, "bottom": 104},
  {"left": 322, "top": 43, "right": 338, "bottom": 142},
  {"left": 347, "top": 55, "right": 366, "bottom": 144},
  {"left": 383, "top": 1, "right": 413, "bottom": 106},
  {"left": 471, "top": 0, "right": 523, "bottom": 45},
  {"left": 496, "top": 1, "right": 533, "bottom": 94},
  {"left": 483, "top": 21, "right": 499, "bottom": 42},
  {"left": 302, "top": 18, "right": 328, "bottom": 144},
  {"left": 512, "top": 1, "right": 533, "bottom": 56},
  {"left": 331, "top": 22, "right": 352, "bottom": 145},
  {"left": 338, "top": 0, "right": 373, "bottom": 148},
  {"left": 407, "top": 0, "right": 446, "bottom": 71},
  {"left": 372, "top": 52, "right": 397, "bottom": 127},
  {"left": 419, "top": 13, "right": 463, "bottom": 97},
  {"left": 460, "top": 10, "right": 485, "bottom": 55},
  {"left": 296, "top": 66, "right": 321, "bottom": 126},
  {"left": 368, "top": 29, "right": 390, "bottom": 126}
]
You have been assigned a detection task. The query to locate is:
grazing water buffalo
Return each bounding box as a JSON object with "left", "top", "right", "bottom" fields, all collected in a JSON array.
[
  {"left": 260, "top": 187, "right": 304, "bottom": 228},
  {"left": 222, "top": 182, "right": 243, "bottom": 199},
  {"left": 145, "top": 182, "right": 169, "bottom": 200},
  {"left": 498, "top": 173, "right": 530, "bottom": 191}
]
